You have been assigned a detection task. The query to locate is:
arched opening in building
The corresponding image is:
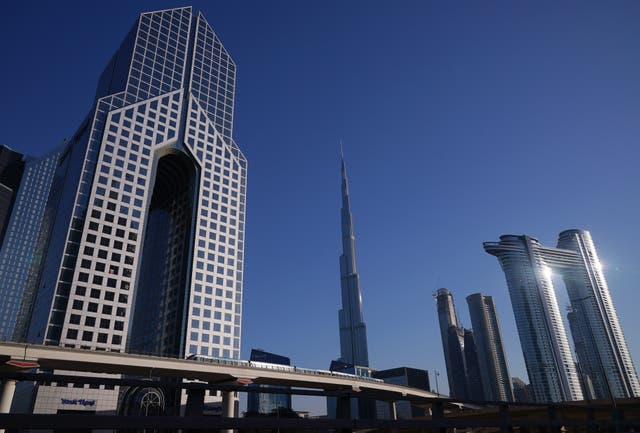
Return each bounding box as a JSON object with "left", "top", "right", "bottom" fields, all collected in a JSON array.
[{"left": 129, "top": 150, "right": 197, "bottom": 358}]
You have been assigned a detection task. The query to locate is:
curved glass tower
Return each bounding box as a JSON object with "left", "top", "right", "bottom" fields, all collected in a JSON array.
[
  {"left": 556, "top": 229, "right": 640, "bottom": 399},
  {"left": 485, "top": 230, "right": 640, "bottom": 402},
  {"left": 484, "top": 235, "right": 583, "bottom": 402}
]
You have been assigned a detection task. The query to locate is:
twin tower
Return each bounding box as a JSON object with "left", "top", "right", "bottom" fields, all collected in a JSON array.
[{"left": 485, "top": 230, "right": 640, "bottom": 403}]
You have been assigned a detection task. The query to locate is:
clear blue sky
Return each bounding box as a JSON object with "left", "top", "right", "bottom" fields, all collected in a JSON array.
[{"left": 2, "top": 0, "right": 640, "bottom": 414}]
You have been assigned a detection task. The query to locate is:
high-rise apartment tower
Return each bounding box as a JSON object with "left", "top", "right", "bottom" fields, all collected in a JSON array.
[
  {"left": 485, "top": 230, "right": 640, "bottom": 402},
  {"left": 484, "top": 235, "right": 584, "bottom": 402},
  {"left": 466, "top": 293, "right": 514, "bottom": 401},
  {"left": 556, "top": 229, "right": 640, "bottom": 399},
  {"left": 435, "top": 288, "right": 485, "bottom": 400}
]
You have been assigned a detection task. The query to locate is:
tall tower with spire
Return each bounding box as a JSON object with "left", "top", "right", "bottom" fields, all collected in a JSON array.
[{"left": 338, "top": 151, "right": 370, "bottom": 367}]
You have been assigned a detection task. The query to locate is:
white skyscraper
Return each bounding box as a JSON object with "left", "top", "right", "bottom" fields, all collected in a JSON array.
[{"left": 7, "top": 7, "right": 247, "bottom": 414}]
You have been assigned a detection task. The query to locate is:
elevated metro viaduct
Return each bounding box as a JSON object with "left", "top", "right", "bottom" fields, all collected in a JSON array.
[
  {"left": 0, "top": 342, "right": 447, "bottom": 424},
  {"left": 0, "top": 342, "right": 638, "bottom": 432}
]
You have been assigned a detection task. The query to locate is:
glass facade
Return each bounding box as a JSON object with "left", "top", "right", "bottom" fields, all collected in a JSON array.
[
  {"left": 338, "top": 155, "right": 369, "bottom": 368},
  {"left": 373, "top": 367, "right": 430, "bottom": 419},
  {"left": 129, "top": 152, "right": 196, "bottom": 357},
  {"left": 7, "top": 6, "right": 247, "bottom": 414},
  {"left": 0, "top": 148, "right": 61, "bottom": 340},
  {"left": 0, "top": 146, "right": 24, "bottom": 248},
  {"left": 327, "top": 360, "right": 376, "bottom": 420},
  {"left": 435, "top": 288, "right": 471, "bottom": 399},
  {"left": 484, "top": 235, "right": 583, "bottom": 403},
  {"left": 466, "top": 293, "right": 514, "bottom": 402},
  {"left": 246, "top": 349, "right": 292, "bottom": 415},
  {"left": 463, "top": 328, "right": 485, "bottom": 400},
  {"left": 556, "top": 230, "right": 640, "bottom": 399},
  {"left": 486, "top": 231, "right": 640, "bottom": 401}
]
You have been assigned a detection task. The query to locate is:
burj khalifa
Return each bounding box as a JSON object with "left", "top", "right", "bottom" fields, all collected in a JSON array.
[{"left": 338, "top": 153, "right": 369, "bottom": 367}]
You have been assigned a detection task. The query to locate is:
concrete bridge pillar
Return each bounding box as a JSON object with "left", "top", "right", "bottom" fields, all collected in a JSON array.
[
  {"left": 185, "top": 388, "right": 205, "bottom": 416},
  {"left": 336, "top": 394, "right": 351, "bottom": 419},
  {"left": 388, "top": 400, "right": 397, "bottom": 420},
  {"left": 389, "top": 400, "right": 398, "bottom": 433},
  {"left": 0, "top": 380, "right": 16, "bottom": 433},
  {"left": 336, "top": 394, "right": 352, "bottom": 433},
  {"left": 431, "top": 401, "right": 446, "bottom": 433},
  {"left": 0, "top": 380, "right": 16, "bottom": 413},
  {"left": 499, "top": 403, "right": 513, "bottom": 433},
  {"left": 221, "top": 390, "right": 235, "bottom": 433}
]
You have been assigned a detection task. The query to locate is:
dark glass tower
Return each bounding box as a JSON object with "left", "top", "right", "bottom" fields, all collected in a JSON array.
[
  {"left": 246, "top": 349, "right": 292, "bottom": 415},
  {"left": 463, "top": 328, "right": 485, "bottom": 400},
  {"left": 0, "top": 146, "right": 24, "bottom": 248},
  {"left": 467, "top": 293, "right": 514, "bottom": 401},
  {"left": 373, "top": 367, "right": 430, "bottom": 418},
  {"left": 338, "top": 153, "right": 369, "bottom": 367},
  {"left": 435, "top": 288, "right": 468, "bottom": 399},
  {"left": 0, "top": 147, "right": 62, "bottom": 341}
]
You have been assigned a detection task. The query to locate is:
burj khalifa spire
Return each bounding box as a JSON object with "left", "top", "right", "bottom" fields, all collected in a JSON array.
[{"left": 338, "top": 150, "right": 370, "bottom": 367}]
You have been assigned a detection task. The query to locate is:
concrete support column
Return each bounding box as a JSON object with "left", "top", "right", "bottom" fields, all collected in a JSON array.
[
  {"left": 431, "top": 401, "right": 446, "bottom": 433},
  {"left": 185, "top": 388, "right": 205, "bottom": 416},
  {"left": 547, "top": 405, "right": 561, "bottom": 433},
  {"left": 336, "top": 394, "right": 351, "bottom": 419},
  {"left": 222, "top": 391, "right": 234, "bottom": 418},
  {"left": 0, "top": 380, "right": 16, "bottom": 433},
  {"left": 499, "top": 403, "right": 513, "bottom": 433},
  {"left": 612, "top": 407, "right": 624, "bottom": 433},
  {"left": 221, "top": 390, "right": 235, "bottom": 433},
  {"left": 586, "top": 407, "right": 597, "bottom": 433},
  {"left": 336, "top": 395, "right": 352, "bottom": 433},
  {"left": 0, "top": 380, "right": 16, "bottom": 413},
  {"left": 389, "top": 400, "right": 398, "bottom": 433},
  {"left": 388, "top": 400, "right": 397, "bottom": 420}
]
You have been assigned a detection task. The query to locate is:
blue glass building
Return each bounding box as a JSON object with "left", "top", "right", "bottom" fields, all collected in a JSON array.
[
  {"left": 373, "top": 367, "right": 430, "bottom": 419},
  {"left": 466, "top": 293, "right": 514, "bottom": 401},
  {"left": 246, "top": 349, "right": 292, "bottom": 415},
  {"left": 435, "top": 288, "right": 471, "bottom": 399},
  {"left": 0, "top": 147, "right": 61, "bottom": 341},
  {"left": 0, "top": 146, "right": 24, "bottom": 248}
]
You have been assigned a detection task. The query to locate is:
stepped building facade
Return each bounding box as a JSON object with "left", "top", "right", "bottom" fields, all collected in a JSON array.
[{"left": 1, "top": 6, "right": 247, "bottom": 415}]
